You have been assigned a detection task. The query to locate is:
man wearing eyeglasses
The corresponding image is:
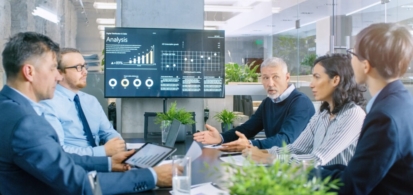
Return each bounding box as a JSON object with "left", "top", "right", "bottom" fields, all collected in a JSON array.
[{"left": 41, "top": 48, "right": 125, "bottom": 157}]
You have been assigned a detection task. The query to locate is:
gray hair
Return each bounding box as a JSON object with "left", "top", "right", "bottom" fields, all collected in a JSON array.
[{"left": 260, "top": 57, "right": 288, "bottom": 73}]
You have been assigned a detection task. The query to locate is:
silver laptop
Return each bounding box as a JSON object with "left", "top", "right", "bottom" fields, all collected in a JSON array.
[{"left": 164, "top": 119, "right": 183, "bottom": 147}]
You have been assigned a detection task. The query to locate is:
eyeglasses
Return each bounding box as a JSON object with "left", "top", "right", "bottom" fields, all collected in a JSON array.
[
  {"left": 63, "top": 64, "right": 88, "bottom": 72},
  {"left": 346, "top": 48, "right": 361, "bottom": 59}
]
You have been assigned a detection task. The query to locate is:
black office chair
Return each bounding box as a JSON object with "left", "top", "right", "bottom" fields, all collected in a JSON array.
[
  {"left": 233, "top": 95, "right": 253, "bottom": 117},
  {"left": 144, "top": 112, "right": 196, "bottom": 139}
]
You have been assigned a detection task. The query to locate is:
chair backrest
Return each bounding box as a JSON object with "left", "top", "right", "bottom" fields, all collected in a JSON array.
[
  {"left": 88, "top": 172, "right": 103, "bottom": 195},
  {"left": 144, "top": 112, "right": 161, "bottom": 139},
  {"left": 144, "top": 112, "right": 196, "bottom": 139},
  {"left": 186, "top": 112, "right": 196, "bottom": 134}
]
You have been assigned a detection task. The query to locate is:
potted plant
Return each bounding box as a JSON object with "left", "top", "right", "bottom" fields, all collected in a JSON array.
[
  {"left": 225, "top": 61, "right": 259, "bottom": 84},
  {"left": 224, "top": 151, "right": 341, "bottom": 195},
  {"left": 225, "top": 61, "right": 259, "bottom": 117},
  {"left": 301, "top": 53, "right": 318, "bottom": 68},
  {"left": 155, "top": 102, "right": 195, "bottom": 141},
  {"left": 300, "top": 53, "right": 318, "bottom": 75},
  {"left": 214, "top": 109, "right": 239, "bottom": 132},
  {"left": 101, "top": 49, "right": 105, "bottom": 71}
]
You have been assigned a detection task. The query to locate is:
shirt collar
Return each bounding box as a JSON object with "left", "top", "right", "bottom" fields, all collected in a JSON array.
[
  {"left": 8, "top": 86, "right": 45, "bottom": 116},
  {"left": 366, "top": 90, "right": 381, "bottom": 113},
  {"left": 56, "top": 84, "right": 78, "bottom": 101},
  {"left": 272, "top": 84, "right": 295, "bottom": 103}
]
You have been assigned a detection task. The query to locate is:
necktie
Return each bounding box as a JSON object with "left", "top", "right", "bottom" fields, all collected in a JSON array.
[{"left": 74, "top": 94, "right": 97, "bottom": 147}]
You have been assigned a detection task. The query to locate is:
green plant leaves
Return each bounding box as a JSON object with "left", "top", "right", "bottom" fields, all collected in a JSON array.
[
  {"left": 155, "top": 102, "right": 195, "bottom": 125},
  {"left": 213, "top": 109, "right": 238, "bottom": 124},
  {"left": 225, "top": 155, "right": 341, "bottom": 195},
  {"left": 301, "top": 53, "right": 318, "bottom": 68},
  {"left": 225, "top": 61, "right": 259, "bottom": 84}
]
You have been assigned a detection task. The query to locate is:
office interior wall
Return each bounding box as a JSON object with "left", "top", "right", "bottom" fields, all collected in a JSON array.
[
  {"left": 0, "top": 0, "right": 11, "bottom": 89},
  {"left": 225, "top": 36, "right": 264, "bottom": 65},
  {"left": 76, "top": 21, "right": 102, "bottom": 55},
  {"left": 81, "top": 72, "right": 108, "bottom": 116},
  {"left": 0, "top": 0, "right": 77, "bottom": 90},
  {"left": 316, "top": 17, "right": 330, "bottom": 56}
]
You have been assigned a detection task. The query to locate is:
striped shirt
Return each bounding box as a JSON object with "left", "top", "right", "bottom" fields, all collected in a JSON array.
[{"left": 267, "top": 102, "right": 365, "bottom": 166}]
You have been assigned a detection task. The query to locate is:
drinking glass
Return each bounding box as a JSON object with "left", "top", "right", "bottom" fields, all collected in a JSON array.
[
  {"left": 161, "top": 120, "right": 171, "bottom": 144},
  {"left": 301, "top": 159, "right": 322, "bottom": 190},
  {"left": 172, "top": 155, "right": 191, "bottom": 195}
]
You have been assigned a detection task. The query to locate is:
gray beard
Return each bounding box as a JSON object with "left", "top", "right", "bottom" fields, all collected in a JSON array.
[{"left": 267, "top": 93, "right": 280, "bottom": 100}]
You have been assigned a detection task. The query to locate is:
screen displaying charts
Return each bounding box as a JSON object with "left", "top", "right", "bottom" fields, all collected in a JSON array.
[
  {"left": 104, "top": 28, "right": 225, "bottom": 98},
  {"left": 125, "top": 144, "right": 174, "bottom": 168}
]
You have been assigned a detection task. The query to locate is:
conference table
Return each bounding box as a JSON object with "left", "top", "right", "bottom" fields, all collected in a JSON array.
[{"left": 123, "top": 136, "right": 232, "bottom": 195}]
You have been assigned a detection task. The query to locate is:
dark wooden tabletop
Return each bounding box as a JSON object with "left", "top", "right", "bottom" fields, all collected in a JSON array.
[{"left": 123, "top": 136, "right": 230, "bottom": 195}]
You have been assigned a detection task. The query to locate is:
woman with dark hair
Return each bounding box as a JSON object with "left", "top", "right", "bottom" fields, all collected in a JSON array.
[{"left": 244, "top": 53, "right": 366, "bottom": 166}]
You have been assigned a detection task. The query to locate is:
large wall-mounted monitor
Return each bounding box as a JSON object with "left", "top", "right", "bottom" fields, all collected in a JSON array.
[{"left": 104, "top": 28, "right": 225, "bottom": 98}]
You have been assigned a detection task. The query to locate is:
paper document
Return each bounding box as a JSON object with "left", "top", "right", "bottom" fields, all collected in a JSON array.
[
  {"left": 157, "top": 141, "right": 202, "bottom": 166},
  {"left": 126, "top": 143, "right": 144, "bottom": 150},
  {"left": 204, "top": 145, "right": 242, "bottom": 155},
  {"left": 203, "top": 145, "right": 223, "bottom": 149},
  {"left": 170, "top": 182, "right": 229, "bottom": 195},
  {"left": 220, "top": 155, "right": 270, "bottom": 166},
  {"left": 157, "top": 159, "right": 172, "bottom": 166},
  {"left": 220, "top": 155, "right": 247, "bottom": 166},
  {"left": 185, "top": 141, "right": 202, "bottom": 161}
]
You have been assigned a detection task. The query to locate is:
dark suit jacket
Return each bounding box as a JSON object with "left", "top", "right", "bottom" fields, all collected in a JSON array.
[
  {"left": 320, "top": 80, "right": 413, "bottom": 194},
  {"left": 0, "top": 85, "right": 155, "bottom": 195}
]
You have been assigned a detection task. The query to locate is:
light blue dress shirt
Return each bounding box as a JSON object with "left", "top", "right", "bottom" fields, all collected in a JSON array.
[
  {"left": 40, "top": 85, "right": 157, "bottom": 180},
  {"left": 41, "top": 84, "right": 121, "bottom": 156},
  {"left": 366, "top": 90, "right": 381, "bottom": 113},
  {"left": 272, "top": 84, "right": 295, "bottom": 103}
]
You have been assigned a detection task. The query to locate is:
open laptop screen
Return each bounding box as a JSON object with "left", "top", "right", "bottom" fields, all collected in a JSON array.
[{"left": 165, "top": 119, "right": 181, "bottom": 147}]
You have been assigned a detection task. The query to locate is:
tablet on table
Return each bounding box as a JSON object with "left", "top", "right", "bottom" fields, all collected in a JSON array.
[{"left": 123, "top": 142, "right": 176, "bottom": 168}]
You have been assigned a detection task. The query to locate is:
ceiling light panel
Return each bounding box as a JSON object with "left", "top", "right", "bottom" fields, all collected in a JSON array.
[
  {"left": 32, "top": 7, "right": 59, "bottom": 23},
  {"left": 272, "top": 7, "right": 281, "bottom": 13},
  {"left": 96, "top": 18, "right": 115, "bottom": 24},
  {"left": 204, "top": 21, "right": 227, "bottom": 26},
  {"left": 94, "top": 2, "right": 116, "bottom": 9},
  {"left": 204, "top": 27, "right": 218, "bottom": 30},
  {"left": 346, "top": 1, "right": 381, "bottom": 16},
  {"left": 98, "top": 25, "right": 115, "bottom": 31},
  {"left": 204, "top": 5, "right": 252, "bottom": 12},
  {"left": 401, "top": 5, "right": 413, "bottom": 8}
]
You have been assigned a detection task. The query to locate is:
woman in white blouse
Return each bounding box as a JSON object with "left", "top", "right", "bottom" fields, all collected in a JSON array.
[{"left": 244, "top": 53, "right": 366, "bottom": 166}]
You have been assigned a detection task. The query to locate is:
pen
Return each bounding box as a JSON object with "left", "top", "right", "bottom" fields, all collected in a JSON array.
[
  {"left": 220, "top": 153, "right": 242, "bottom": 157},
  {"left": 211, "top": 182, "right": 223, "bottom": 190}
]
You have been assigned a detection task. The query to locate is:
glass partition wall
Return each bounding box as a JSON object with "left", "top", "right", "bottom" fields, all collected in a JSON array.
[{"left": 221, "top": 0, "right": 413, "bottom": 87}]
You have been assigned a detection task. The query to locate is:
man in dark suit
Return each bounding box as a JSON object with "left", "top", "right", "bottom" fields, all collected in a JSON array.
[
  {"left": 0, "top": 32, "right": 173, "bottom": 194},
  {"left": 318, "top": 23, "right": 413, "bottom": 194}
]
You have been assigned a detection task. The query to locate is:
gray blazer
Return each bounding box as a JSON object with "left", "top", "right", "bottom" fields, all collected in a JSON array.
[{"left": 0, "top": 85, "right": 155, "bottom": 195}]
